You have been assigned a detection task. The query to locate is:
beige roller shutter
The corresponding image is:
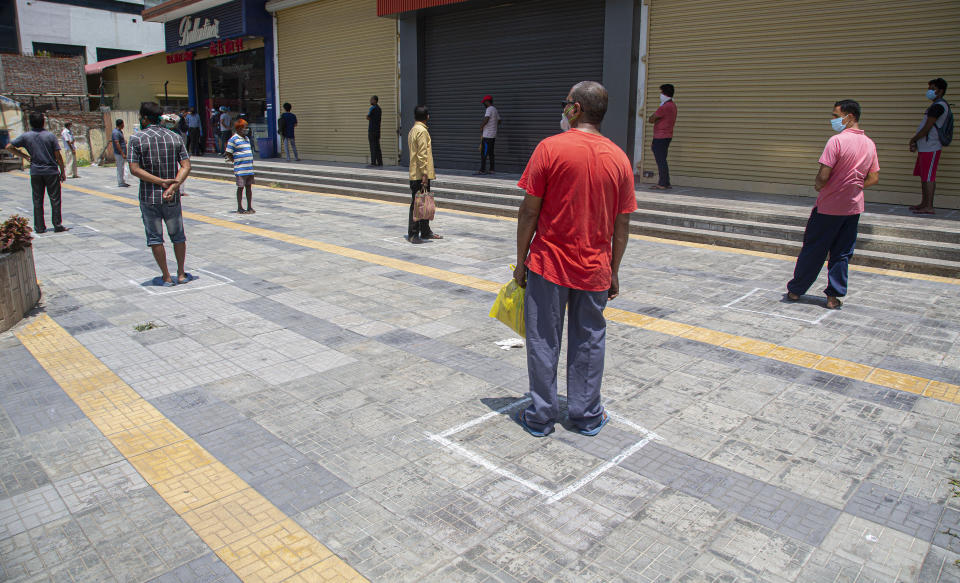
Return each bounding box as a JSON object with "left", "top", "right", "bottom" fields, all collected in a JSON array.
[
  {"left": 276, "top": 0, "right": 397, "bottom": 163},
  {"left": 643, "top": 0, "right": 960, "bottom": 209}
]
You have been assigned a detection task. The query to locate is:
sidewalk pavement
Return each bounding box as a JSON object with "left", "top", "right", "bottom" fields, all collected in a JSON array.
[{"left": 0, "top": 166, "right": 959, "bottom": 582}]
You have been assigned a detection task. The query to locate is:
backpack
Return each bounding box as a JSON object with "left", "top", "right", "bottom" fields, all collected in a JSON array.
[{"left": 935, "top": 100, "right": 953, "bottom": 147}]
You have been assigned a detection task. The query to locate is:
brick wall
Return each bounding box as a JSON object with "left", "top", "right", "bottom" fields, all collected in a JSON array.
[{"left": 0, "top": 55, "right": 86, "bottom": 98}]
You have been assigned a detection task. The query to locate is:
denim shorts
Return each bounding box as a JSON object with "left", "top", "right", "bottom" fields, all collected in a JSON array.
[{"left": 140, "top": 200, "right": 185, "bottom": 246}]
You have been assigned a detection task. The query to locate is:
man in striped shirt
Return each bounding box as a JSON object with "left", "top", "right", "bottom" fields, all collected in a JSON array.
[
  {"left": 224, "top": 119, "right": 255, "bottom": 214},
  {"left": 128, "top": 102, "right": 192, "bottom": 286}
]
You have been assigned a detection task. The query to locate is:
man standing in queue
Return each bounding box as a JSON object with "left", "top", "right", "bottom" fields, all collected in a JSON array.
[
  {"left": 514, "top": 81, "right": 636, "bottom": 438},
  {"left": 787, "top": 99, "right": 879, "bottom": 309}
]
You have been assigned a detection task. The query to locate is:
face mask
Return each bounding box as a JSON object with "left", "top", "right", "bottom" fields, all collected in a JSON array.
[
  {"left": 926, "top": 89, "right": 937, "bottom": 100},
  {"left": 560, "top": 115, "right": 571, "bottom": 132},
  {"left": 831, "top": 115, "right": 847, "bottom": 132},
  {"left": 660, "top": 93, "right": 671, "bottom": 105}
]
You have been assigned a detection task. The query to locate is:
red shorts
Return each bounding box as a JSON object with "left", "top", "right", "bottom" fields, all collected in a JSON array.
[{"left": 914, "top": 151, "right": 941, "bottom": 182}]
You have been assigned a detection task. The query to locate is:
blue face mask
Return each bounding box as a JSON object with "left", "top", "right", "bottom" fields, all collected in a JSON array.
[
  {"left": 926, "top": 89, "right": 937, "bottom": 100},
  {"left": 831, "top": 115, "right": 847, "bottom": 132}
]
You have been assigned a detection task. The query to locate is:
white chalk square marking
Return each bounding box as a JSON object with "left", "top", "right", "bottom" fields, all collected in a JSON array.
[
  {"left": 426, "top": 397, "right": 661, "bottom": 504},
  {"left": 129, "top": 267, "right": 233, "bottom": 295},
  {"left": 31, "top": 225, "right": 99, "bottom": 238},
  {"left": 724, "top": 287, "right": 833, "bottom": 324}
]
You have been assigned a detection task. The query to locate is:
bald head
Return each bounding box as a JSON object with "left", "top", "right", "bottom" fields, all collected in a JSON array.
[{"left": 569, "top": 81, "right": 608, "bottom": 124}]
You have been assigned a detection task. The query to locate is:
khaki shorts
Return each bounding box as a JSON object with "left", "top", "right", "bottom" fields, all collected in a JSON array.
[{"left": 235, "top": 174, "right": 255, "bottom": 187}]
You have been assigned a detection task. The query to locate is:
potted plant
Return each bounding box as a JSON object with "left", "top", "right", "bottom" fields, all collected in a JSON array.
[{"left": 0, "top": 214, "right": 41, "bottom": 332}]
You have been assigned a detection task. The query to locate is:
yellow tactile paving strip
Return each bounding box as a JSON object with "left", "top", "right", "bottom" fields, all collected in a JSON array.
[
  {"left": 15, "top": 314, "right": 367, "bottom": 583},
  {"left": 24, "top": 177, "right": 960, "bottom": 405}
]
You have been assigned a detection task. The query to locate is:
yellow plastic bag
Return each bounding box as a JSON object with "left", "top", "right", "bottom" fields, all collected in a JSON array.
[{"left": 489, "top": 270, "right": 525, "bottom": 337}]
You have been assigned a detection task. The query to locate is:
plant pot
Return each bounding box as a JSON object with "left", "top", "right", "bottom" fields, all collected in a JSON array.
[{"left": 0, "top": 246, "right": 41, "bottom": 332}]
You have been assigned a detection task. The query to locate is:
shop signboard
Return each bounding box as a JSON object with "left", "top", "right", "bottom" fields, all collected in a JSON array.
[{"left": 164, "top": 0, "right": 243, "bottom": 52}]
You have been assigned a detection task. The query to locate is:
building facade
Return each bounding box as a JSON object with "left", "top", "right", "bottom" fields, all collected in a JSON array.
[
  {"left": 15, "top": 0, "right": 165, "bottom": 64},
  {"left": 145, "top": 0, "right": 277, "bottom": 152}
]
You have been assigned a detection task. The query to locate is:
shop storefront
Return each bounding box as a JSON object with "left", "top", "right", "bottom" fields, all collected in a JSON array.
[
  {"left": 641, "top": 0, "right": 959, "bottom": 208},
  {"left": 144, "top": 0, "right": 276, "bottom": 155},
  {"left": 267, "top": 0, "right": 398, "bottom": 164},
  {"left": 383, "top": 0, "right": 638, "bottom": 173}
]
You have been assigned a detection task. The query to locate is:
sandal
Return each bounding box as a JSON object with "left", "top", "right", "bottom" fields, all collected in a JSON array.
[
  {"left": 425, "top": 233, "right": 443, "bottom": 239},
  {"left": 516, "top": 411, "right": 553, "bottom": 437}
]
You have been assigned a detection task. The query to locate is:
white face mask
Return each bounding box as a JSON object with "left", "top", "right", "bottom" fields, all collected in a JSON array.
[
  {"left": 659, "top": 93, "right": 671, "bottom": 105},
  {"left": 560, "top": 114, "right": 571, "bottom": 132}
]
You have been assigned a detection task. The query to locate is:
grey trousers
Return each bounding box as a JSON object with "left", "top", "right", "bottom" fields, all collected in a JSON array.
[
  {"left": 522, "top": 270, "right": 608, "bottom": 432},
  {"left": 116, "top": 155, "right": 126, "bottom": 185},
  {"left": 282, "top": 137, "right": 299, "bottom": 160}
]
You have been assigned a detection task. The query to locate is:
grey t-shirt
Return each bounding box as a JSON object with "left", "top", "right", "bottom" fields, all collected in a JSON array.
[{"left": 11, "top": 130, "right": 61, "bottom": 176}]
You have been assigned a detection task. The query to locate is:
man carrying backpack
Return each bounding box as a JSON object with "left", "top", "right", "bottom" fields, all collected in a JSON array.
[{"left": 908, "top": 77, "right": 952, "bottom": 215}]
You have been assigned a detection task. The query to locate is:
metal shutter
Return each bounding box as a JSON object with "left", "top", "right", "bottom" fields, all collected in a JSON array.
[
  {"left": 421, "top": 0, "right": 604, "bottom": 173},
  {"left": 276, "top": 0, "right": 398, "bottom": 163},
  {"left": 644, "top": 0, "right": 960, "bottom": 209}
]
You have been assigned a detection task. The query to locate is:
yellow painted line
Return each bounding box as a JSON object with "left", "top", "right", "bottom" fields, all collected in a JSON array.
[
  {"left": 28, "top": 177, "right": 960, "bottom": 406},
  {"left": 15, "top": 314, "right": 367, "bottom": 583},
  {"left": 187, "top": 173, "right": 960, "bottom": 285}
]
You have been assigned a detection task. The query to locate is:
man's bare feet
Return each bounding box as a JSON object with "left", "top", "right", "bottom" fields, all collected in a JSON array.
[
  {"left": 786, "top": 292, "right": 800, "bottom": 301},
  {"left": 826, "top": 296, "right": 843, "bottom": 309},
  {"left": 246, "top": 208, "right": 255, "bottom": 214}
]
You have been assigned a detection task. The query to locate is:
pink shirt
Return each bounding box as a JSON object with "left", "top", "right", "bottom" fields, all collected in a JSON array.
[
  {"left": 653, "top": 100, "right": 677, "bottom": 139},
  {"left": 815, "top": 129, "right": 879, "bottom": 216}
]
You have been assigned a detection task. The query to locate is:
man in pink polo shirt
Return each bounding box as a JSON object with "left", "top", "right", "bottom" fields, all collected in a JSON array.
[{"left": 787, "top": 99, "right": 879, "bottom": 309}]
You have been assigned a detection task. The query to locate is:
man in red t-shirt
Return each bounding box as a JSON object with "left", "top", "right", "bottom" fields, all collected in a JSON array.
[
  {"left": 647, "top": 83, "right": 677, "bottom": 189},
  {"left": 513, "top": 81, "right": 637, "bottom": 438}
]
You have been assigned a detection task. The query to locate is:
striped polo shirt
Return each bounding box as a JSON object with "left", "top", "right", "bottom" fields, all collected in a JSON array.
[{"left": 225, "top": 134, "right": 254, "bottom": 176}]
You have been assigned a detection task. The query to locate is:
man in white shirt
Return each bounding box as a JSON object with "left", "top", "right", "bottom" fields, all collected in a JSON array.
[
  {"left": 476, "top": 95, "right": 501, "bottom": 175},
  {"left": 61, "top": 122, "right": 79, "bottom": 178}
]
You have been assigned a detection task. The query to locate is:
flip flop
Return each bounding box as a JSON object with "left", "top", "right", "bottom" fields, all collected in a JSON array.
[
  {"left": 177, "top": 273, "right": 197, "bottom": 284},
  {"left": 516, "top": 410, "right": 554, "bottom": 437},
  {"left": 577, "top": 411, "right": 609, "bottom": 436},
  {"left": 425, "top": 233, "right": 443, "bottom": 239},
  {"left": 152, "top": 276, "right": 176, "bottom": 287}
]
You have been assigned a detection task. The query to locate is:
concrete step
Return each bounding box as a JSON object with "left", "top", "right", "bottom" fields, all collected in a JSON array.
[
  {"left": 189, "top": 164, "right": 960, "bottom": 277},
  {"left": 635, "top": 209, "right": 960, "bottom": 261},
  {"left": 633, "top": 221, "right": 960, "bottom": 278}
]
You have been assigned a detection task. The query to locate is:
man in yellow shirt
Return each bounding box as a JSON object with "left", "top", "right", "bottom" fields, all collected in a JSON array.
[{"left": 407, "top": 105, "right": 441, "bottom": 244}]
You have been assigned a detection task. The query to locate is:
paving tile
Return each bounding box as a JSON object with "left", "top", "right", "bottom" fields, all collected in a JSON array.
[{"left": 146, "top": 553, "right": 241, "bottom": 583}]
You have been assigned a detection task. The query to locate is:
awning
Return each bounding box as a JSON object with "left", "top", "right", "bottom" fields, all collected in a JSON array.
[
  {"left": 377, "top": 0, "right": 468, "bottom": 16},
  {"left": 84, "top": 51, "right": 165, "bottom": 75}
]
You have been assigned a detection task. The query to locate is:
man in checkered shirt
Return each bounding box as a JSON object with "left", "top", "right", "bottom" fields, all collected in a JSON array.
[{"left": 128, "top": 102, "right": 193, "bottom": 286}]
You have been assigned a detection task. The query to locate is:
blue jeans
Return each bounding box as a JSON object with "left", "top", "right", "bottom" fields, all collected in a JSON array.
[
  {"left": 140, "top": 200, "right": 185, "bottom": 246},
  {"left": 787, "top": 208, "right": 859, "bottom": 298},
  {"left": 522, "top": 270, "right": 608, "bottom": 433}
]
